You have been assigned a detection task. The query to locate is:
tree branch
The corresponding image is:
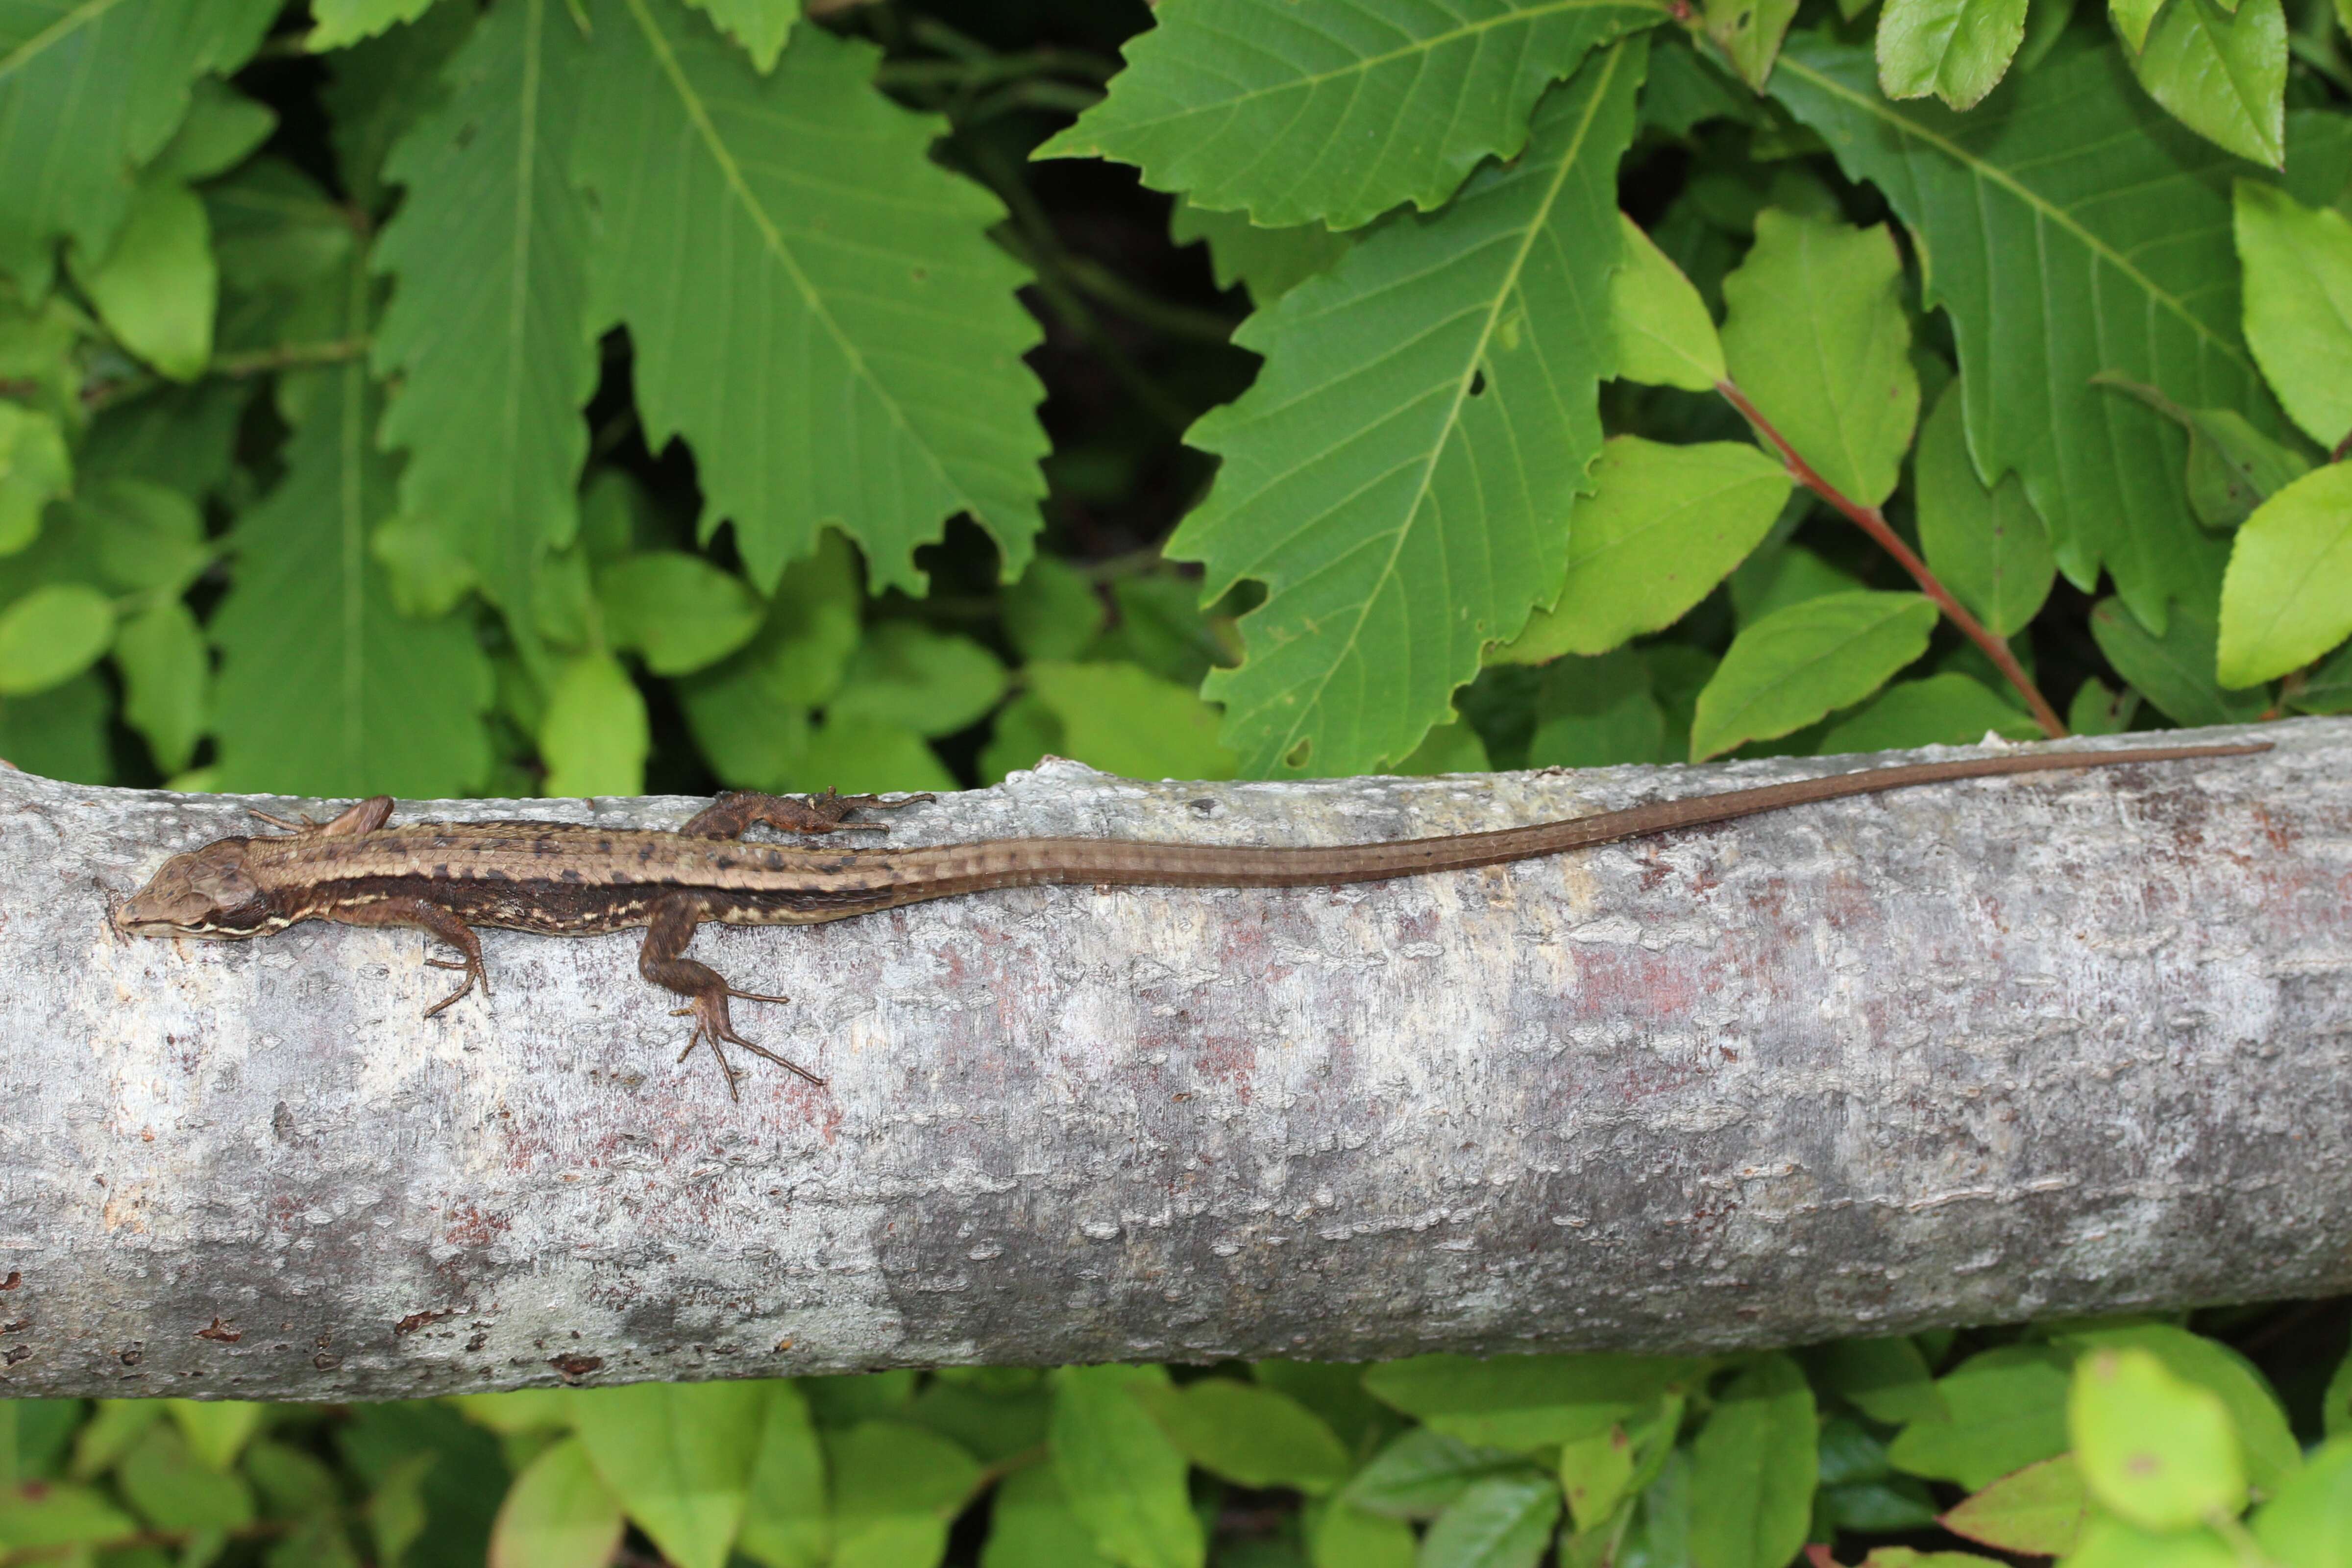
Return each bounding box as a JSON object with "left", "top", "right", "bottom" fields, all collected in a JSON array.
[{"left": 0, "top": 721, "right": 2338, "bottom": 1399}]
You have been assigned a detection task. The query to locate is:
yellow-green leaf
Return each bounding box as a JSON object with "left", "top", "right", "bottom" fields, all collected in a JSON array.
[
  {"left": 539, "top": 652, "right": 649, "bottom": 797},
  {"left": 1610, "top": 213, "right": 1725, "bottom": 392},
  {"left": 2234, "top": 180, "right": 2352, "bottom": 448},
  {"left": 0, "top": 584, "right": 114, "bottom": 696},
  {"left": 69, "top": 178, "right": 215, "bottom": 381},
  {"left": 2130, "top": 0, "right": 2285, "bottom": 168},
  {"left": 2070, "top": 1348, "right": 2245, "bottom": 1532},
  {"left": 490, "top": 1437, "right": 625, "bottom": 1568}
]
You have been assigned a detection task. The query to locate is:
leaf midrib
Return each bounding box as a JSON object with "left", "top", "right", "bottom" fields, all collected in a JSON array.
[
  {"left": 1773, "top": 50, "right": 2255, "bottom": 379},
  {"left": 0, "top": 0, "right": 133, "bottom": 83},
  {"left": 1263, "top": 41, "right": 1631, "bottom": 769}
]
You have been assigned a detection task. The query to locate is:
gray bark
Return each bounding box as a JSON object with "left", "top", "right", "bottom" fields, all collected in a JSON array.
[{"left": 0, "top": 718, "right": 2344, "bottom": 1401}]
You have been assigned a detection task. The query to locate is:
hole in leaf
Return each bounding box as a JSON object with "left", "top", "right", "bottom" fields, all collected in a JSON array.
[
  {"left": 1283, "top": 738, "right": 1313, "bottom": 770},
  {"left": 1469, "top": 369, "right": 1488, "bottom": 397}
]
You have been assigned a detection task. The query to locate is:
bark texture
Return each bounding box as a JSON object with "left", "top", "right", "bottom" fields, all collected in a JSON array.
[{"left": 0, "top": 719, "right": 2344, "bottom": 1400}]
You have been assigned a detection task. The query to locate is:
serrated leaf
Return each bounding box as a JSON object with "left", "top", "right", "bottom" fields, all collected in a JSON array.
[
  {"left": 1939, "top": 1454, "right": 2088, "bottom": 1556},
  {"left": 571, "top": 1380, "right": 768, "bottom": 1568},
  {"left": 1611, "top": 212, "right": 1725, "bottom": 392},
  {"left": 2090, "top": 592, "right": 2268, "bottom": 724},
  {"left": 1887, "top": 1345, "right": 2071, "bottom": 1492},
  {"left": 539, "top": 652, "right": 648, "bottom": 796},
  {"left": 211, "top": 302, "right": 494, "bottom": 798},
  {"left": 1168, "top": 195, "right": 1351, "bottom": 305},
  {"left": 0, "top": 0, "right": 276, "bottom": 291},
  {"left": 324, "top": 2, "right": 475, "bottom": 212},
  {"left": 0, "top": 403, "right": 72, "bottom": 554},
  {"left": 2072, "top": 1348, "right": 2245, "bottom": 1531},
  {"left": 1914, "top": 383, "right": 2053, "bottom": 635},
  {"left": 1721, "top": 209, "right": 1917, "bottom": 507},
  {"left": 489, "top": 1436, "right": 624, "bottom": 1568},
  {"left": 1419, "top": 1473, "right": 1560, "bottom": 1568},
  {"left": 1171, "top": 40, "right": 1644, "bottom": 778},
  {"left": 373, "top": 0, "right": 594, "bottom": 633},
  {"left": 0, "top": 583, "right": 113, "bottom": 695},
  {"left": 1877, "top": 0, "right": 2027, "bottom": 105},
  {"left": 1817, "top": 672, "right": 2037, "bottom": 753},
  {"left": 571, "top": 5, "right": 1045, "bottom": 592},
  {"left": 1768, "top": 33, "right": 2257, "bottom": 632},
  {"left": 1500, "top": 436, "right": 1787, "bottom": 663},
  {"left": 1049, "top": 1365, "right": 1204, "bottom": 1568},
  {"left": 597, "top": 552, "right": 764, "bottom": 675},
  {"left": 2217, "top": 464, "right": 2352, "bottom": 685},
  {"left": 1690, "top": 590, "right": 1937, "bottom": 759},
  {"left": 1688, "top": 1356, "right": 1816, "bottom": 1568},
  {"left": 1022, "top": 661, "right": 1238, "bottom": 782},
  {"left": 1037, "top": 0, "right": 1664, "bottom": 231},
  {"left": 682, "top": 0, "right": 797, "bottom": 74},
  {"left": 1133, "top": 1380, "right": 1349, "bottom": 1494},
  {"left": 1365, "top": 1352, "right": 1709, "bottom": 1453},
  {"left": 2234, "top": 180, "right": 2352, "bottom": 449},
  {"left": 70, "top": 176, "right": 215, "bottom": 380},
  {"left": 309, "top": 0, "right": 438, "bottom": 50},
  {"left": 2130, "top": 0, "right": 2283, "bottom": 167}
]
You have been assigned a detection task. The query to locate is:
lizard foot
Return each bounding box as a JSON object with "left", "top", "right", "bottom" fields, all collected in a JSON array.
[
  {"left": 422, "top": 954, "right": 491, "bottom": 1016},
  {"left": 673, "top": 989, "right": 826, "bottom": 1099}
]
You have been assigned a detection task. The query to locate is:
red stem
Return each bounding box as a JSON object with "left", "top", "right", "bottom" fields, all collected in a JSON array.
[{"left": 1716, "top": 379, "right": 2068, "bottom": 739}]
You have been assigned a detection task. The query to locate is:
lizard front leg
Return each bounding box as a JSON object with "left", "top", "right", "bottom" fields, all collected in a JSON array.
[
  {"left": 322, "top": 896, "right": 489, "bottom": 1016},
  {"left": 639, "top": 893, "right": 824, "bottom": 1098},
  {"left": 679, "top": 787, "right": 933, "bottom": 840}
]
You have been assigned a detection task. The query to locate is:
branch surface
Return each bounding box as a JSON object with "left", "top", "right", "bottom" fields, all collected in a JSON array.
[{"left": 0, "top": 720, "right": 2344, "bottom": 1398}]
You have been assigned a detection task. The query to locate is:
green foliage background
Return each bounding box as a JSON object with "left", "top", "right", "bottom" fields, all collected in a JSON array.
[{"left": 2, "top": 0, "right": 2351, "bottom": 1559}]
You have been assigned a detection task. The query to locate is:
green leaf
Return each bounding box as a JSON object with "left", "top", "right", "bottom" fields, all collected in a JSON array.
[
  {"left": 0, "top": 1401, "right": 83, "bottom": 1486},
  {"left": 1021, "top": 661, "right": 1239, "bottom": 782},
  {"left": 212, "top": 337, "right": 494, "bottom": 797},
  {"left": 828, "top": 621, "right": 1009, "bottom": 738},
  {"left": 570, "top": 6, "right": 1045, "bottom": 592},
  {"left": 1690, "top": 590, "right": 1938, "bottom": 760},
  {"left": 981, "top": 1467, "right": 1115, "bottom": 1568},
  {"left": 2252, "top": 1437, "right": 2352, "bottom": 1566},
  {"left": 2071, "top": 1347, "right": 2245, "bottom": 1531},
  {"left": 1887, "top": 1345, "right": 2072, "bottom": 1492},
  {"left": 0, "top": 404, "right": 71, "bottom": 555},
  {"left": 1306, "top": 1498, "right": 1414, "bottom": 1568},
  {"left": 164, "top": 1401, "right": 264, "bottom": 1471},
  {"left": 571, "top": 1380, "right": 768, "bottom": 1568},
  {"left": 1420, "top": 1473, "right": 1561, "bottom": 1568},
  {"left": 679, "top": 531, "right": 861, "bottom": 789},
  {"left": 2294, "top": 641, "right": 2352, "bottom": 715},
  {"left": 1133, "top": 1380, "right": 1350, "bottom": 1495},
  {"left": 1688, "top": 1355, "right": 1816, "bottom": 1568},
  {"left": 2062, "top": 1515, "right": 2237, "bottom": 1568},
  {"left": 1938, "top": 1455, "right": 2087, "bottom": 1556},
  {"left": 539, "top": 652, "right": 648, "bottom": 797},
  {"left": 1340, "top": 1430, "right": 1536, "bottom": 1520},
  {"left": 1705, "top": 0, "right": 1801, "bottom": 87},
  {"left": 1817, "top": 673, "right": 2038, "bottom": 754},
  {"left": 2090, "top": 592, "right": 2269, "bottom": 725},
  {"left": 1812, "top": 1337, "right": 1948, "bottom": 1427},
  {"left": 2111, "top": 0, "right": 2167, "bottom": 49},
  {"left": 2055, "top": 1323, "right": 2299, "bottom": 1496},
  {"left": 737, "top": 1382, "right": 829, "bottom": 1568},
  {"left": 908, "top": 1371, "right": 1052, "bottom": 1465},
  {"left": 324, "top": 1, "right": 475, "bottom": 212},
  {"left": 1049, "top": 1365, "right": 1205, "bottom": 1568},
  {"left": 2129, "top": 0, "right": 2284, "bottom": 168},
  {"left": 0, "top": 583, "right": 114, "bottom": 695},
  {"left": 597, "top": 552, "right": 765, "bottom": 675},
  {"left": 0, "top": 1479, "right": 139, "bottom": 1550},
  {"left": 1877, "top": 0, "right": 2027, "bottom": 105},
  {"left": 790, "top": 718, "right": 955, "bottom": 796},
  {"left": 151, "top": 77, "right": 273, "bottom": 182},
  {"left": 1610, "top": 213, "right": 1726, "bottom": 391},
  {"left": 1528, "top": 649, "right": 1667, "bottom": 768},
  {"left": 81, "top": 383, "right": 244, "bottom": 503},
  {"left": 118, "top": 1424, "right": 255, "bottom": 1533},
  {"left": 1168, "top": 196, "right": 1351, "bottom": 305},
  {"left": 1171, "top": 39, "right": 1646, "bottom": 778},
  {"left": 1397, "top": 717, "right": 1493, "bottom": 774},
  {"left": 2091, "top": 373, "right": 2312, "bottom": 528},
  {"left": 1003, "top": 556, "right": 1106, "bottom": 663},
  {"left": 1365, "top": 1353, "right": 1709, "bottom": 1453},
  {"left": 489, "top": 1436, "right": 624, "bottom": 1568},
  {"left": 69, "top": 176, "right": 215, "bottom": 380},
  {"left": 1036, "top": 0, "right": 1663, "bottom": 230},
  {"left": 682, "top": 0, "right": 797, "bottom": 73},
  {"left": 1768, "top": 33, "right": 2255, "bottom": 632},
  {"left": 373, "top": 0, "right": 594, "bottom": 632},
  {"left": 310, "top": 0, "right": 437, "bottom": 50},
  {"left": 1720, "top": 209, "right": 1918, "bottom": 508},
  {"left": 0, "top": 0, "right": 277, "bottom": 291},
  {"left": 827, "top": 1421, "right": 979, "bottom": 1568},
  {"left": 2234, "top": 180, "right": 2352, "bottom": 448},
  {"left": 68, "top": 477, "right": 211, "bottom": 596},
  {"left": 244, "top": 1438, "right": 342, "bottom": 1518},
  {"left": 1556, "top": 1425, "right": 1637, "bottom": 1533},
  {"left": 1498, "top": 437, "right": 1788, "bottom": 663},
  {"left": 1915, "top": 384, "right": 2054, "bottom": 635}
]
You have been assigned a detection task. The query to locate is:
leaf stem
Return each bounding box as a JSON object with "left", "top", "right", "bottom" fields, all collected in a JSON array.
[{"left": 1715, "top": 377, "right": 2069, "bottom": 738}]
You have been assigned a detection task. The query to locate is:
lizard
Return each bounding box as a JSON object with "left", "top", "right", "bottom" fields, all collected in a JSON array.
[{"left": 117, "top": 739, "right": 2270, "bottom": 1098}]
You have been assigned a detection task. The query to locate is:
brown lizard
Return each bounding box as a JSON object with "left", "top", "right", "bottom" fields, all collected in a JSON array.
[{"left": 118, "top": 740, "right": 2269, "bottom": 1097}]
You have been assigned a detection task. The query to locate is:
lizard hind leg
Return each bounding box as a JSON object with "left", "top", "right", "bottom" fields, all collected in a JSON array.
[
  {"left": 640, "top": 894, "right": 825, "bottom": 1097},
  {"left": 679, "top": 787, "right": 935, "bottom": 840}
]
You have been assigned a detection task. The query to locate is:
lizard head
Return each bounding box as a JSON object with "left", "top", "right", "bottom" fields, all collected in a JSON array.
[{"left": 119, "top": 840, "right": 274, "bottom": 938}]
